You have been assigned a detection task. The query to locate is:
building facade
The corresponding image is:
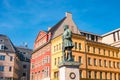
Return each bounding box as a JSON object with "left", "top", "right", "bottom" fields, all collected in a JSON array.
[
  {"left": 16, "top": 47, "right": 32, "bottom": 80},
  {"left": 0, "top": 34, "right": 32, "bottom": 80},
  {"left": 30, "top": 12, "right": 120, "bottom": 80},
  {"left": 30, "top": 31, "right": 51, "bottom": 80},
  {"left": 51, "top": 34, "right": 120, "bottom": 80},
  {"left": 102, "top": 28, "right": 120, "bottom": 47}
]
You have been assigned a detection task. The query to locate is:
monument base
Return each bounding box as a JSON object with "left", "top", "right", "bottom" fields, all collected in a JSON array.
[{"left": 59, "top": 61, "right": 80, "bottom": 80}]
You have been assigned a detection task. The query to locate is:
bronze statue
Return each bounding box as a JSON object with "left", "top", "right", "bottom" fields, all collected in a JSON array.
[{"left": 62, "top": 25, "right": 74, "bottom": 61}]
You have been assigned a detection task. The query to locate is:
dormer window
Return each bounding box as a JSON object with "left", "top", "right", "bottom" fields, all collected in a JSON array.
[
  {"left": 0, "top": 44, "right": 5, "bottom": 50},
  {"left": 0, "top": 39, "right": 4, "bottom": 43}
]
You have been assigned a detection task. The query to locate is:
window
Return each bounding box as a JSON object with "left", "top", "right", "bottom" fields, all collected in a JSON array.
[
  {"left": 104, "top": 49, "right": 105, "bottom": 55},
  {"left": 109, "top": 61, "right": 112, "bottom": 68},
  {"left": 31, "top": 73, "right": 34, "bottom": 80},
  {"left": 100, "top": 72, "right": 102, "bottom": 80},
  {"left": 78, "top": 56, "right": 82, "bottom": 64},
  {"left": 46, "top": 56, "right": 49, "bottom": 63},
  {"left": 117, "top": 62, "right": 119, "bottom": 68},
  {"left": 0, "top": 55, "right": 5, "bottom": 60},
  {"left": 88, "top": 46, "right": 90, "bottom": 52},
  {"left": 113, "top": 32, "right": 116, "bottom": 42},
  {"left": 118, "top": 73, "right": 120, "bottom": 80},
  {"left": 79, "top": 43, "right": 81, "bottom": 50},
  {"left": 110, "top": 73, "right": 112, "bottom": 80},
  {"left": 23, "top": 52, "right": 26, "bottom": 54},
  {"left": 32, "top": 64, "right": 34, "bottom": 69},
  {"left": 98, "top": 48, "right": 101, "bottom": 54},
  {"left": 54, "top": 72, "right": 59, "bottom": 78},
  {"left": 0, "top": 66, "right": 4, "bottom": 71},
  {"left": 104, "top": 60, "right": 107, "bottom": 67},
  {"left": 23, "top": 73, "right": 26, "bottom": 76},
  {"left": 0, "top": 44, "right": 5, "bottom": 50},
  {"left": 99, "top": 59, "right": 102, "bottom": 67},
  {"left": 9, "top": 66, "right": 12, "bottom": 72},
  {"left": 93, "top": 47, "right": 95, "bottom": 53},
  {"left": 91, "top": 35, "right": 95, "bottom": 41},
  {"left": 116, "top": 53, "right": 118, "bottom": 57},
  {"left": 117, "top": 31, "right": 120, "bottom": 40},
  {"left": 105, "top": 72, "right": 107, "bottom": 80},
  {"left": 23, "top": 65, "right": 27, "bottom": 69},
  {"left": 112, "top": 51, "right": 114, "bottom": 57},
  {"left": 86, "top": 34, "right": 89, "bottom": 39},
  {"left": 46, "top": 67, "right": 49, "bottom": 77},
  {"left": 54, "top": 58, "right": 56, "bottom": 65},
  {"left": 58, "top": 57, "right": 60, "bottom": 64},
  {"left": 113, "top": 61, "right": 115, "bottom": 68},
  {"left": 75, "top": 42, "right": 77, "bottom": 49},
  {"left": 96, "top": 36, "right": 98, "bottom": 41},
  {"left": 88, "top": 71, "right": 91, "bottom": 78},
  {"left": 89, "top": 35, "right": 91, "bottom": 40},
  {"left": 108, "top": 50, "right": 110, "bottom": 56},
  {"left": 115, "top": 73, "right": 116, "bottom": 80},
  {"left": 94, "top": 58, "right": 97, "bottom": 66},
  {"left": 10, "top": 56, "right": 13, "bottom": 61},
  {"left": 94, "top": 71, "right": 97, "bottom": 79},
  {"left": 0, "top": 39, "right": 4, "bottom": 42},
  {"left": 88, "top": 57, "right": 91, "bottom": 65}
]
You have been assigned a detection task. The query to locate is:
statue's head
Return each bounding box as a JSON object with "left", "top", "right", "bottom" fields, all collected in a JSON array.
[{"left": 64, "top": 25, "right": 69, "bottom": 31}]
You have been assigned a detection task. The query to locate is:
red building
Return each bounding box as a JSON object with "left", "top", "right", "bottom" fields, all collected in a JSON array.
[{"left": 30, "top": 31, "right": 51, "bottom": 80}]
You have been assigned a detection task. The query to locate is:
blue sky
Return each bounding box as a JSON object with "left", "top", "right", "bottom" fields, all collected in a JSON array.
[{"left": 0, "top": 0, "right": 120, "bottom": 49}]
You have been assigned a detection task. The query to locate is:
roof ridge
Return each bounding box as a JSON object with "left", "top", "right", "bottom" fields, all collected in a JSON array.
[{"left": 48, "top": 17, "right": 66, "bottom": 32}]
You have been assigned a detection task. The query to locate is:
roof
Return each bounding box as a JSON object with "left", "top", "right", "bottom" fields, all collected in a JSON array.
[
  {"left": 48, "top": 17, "right": 66, "bottom": 33},
  {"left": 102, "top": 28, "right": 120, "bottom": 37},
  {"left": 15, "top": 46, "right": 32, "bottom": 62},
  {"left": 16, "top": 46, "right": 32, "bottom": 52},
  {"left": 80, "top": 30, "right": 101, "bottom": 37},
  {"left": 35, "top": 30, "right": 48, "bottom": 42},
  {"left": 0, "top": 34, "right": 16, "bottom": 53}
]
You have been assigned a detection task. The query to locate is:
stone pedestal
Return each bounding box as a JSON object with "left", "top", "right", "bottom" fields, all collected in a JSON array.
[{"left": 59, "top": 61, "right": 80, "bottom": 80}]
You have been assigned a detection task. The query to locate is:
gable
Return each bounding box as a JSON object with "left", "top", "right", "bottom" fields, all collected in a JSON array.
[
  {"left": 35, "top": 31, "right": 47, "bottom": 42},
  {"left": 50, "top": 12, "right": 80, "bottom": 39},
  {"left": 34, "top": 31, "right": 48, "bottom": 49}
]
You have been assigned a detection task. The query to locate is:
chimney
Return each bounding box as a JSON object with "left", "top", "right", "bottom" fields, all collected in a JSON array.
[{"left": 66, "top": 12, "right": 72, "bottom": 18}]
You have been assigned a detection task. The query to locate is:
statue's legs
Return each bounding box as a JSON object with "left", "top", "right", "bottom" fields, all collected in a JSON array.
[{"left": 67, "top": 48, "right": 73, "bottom": 61}]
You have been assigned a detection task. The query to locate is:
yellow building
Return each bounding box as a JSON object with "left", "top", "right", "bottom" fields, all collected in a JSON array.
[
  {"left": 50, "top": 12, "right": 120, "bottom": 80},
  {"left": 51, "top": 33, "right": 120, "bottom": 80}
]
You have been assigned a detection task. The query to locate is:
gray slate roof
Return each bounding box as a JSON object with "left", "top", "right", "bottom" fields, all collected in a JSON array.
[{"left": 0, "top": 34, "right": 16, "bottom": 53}]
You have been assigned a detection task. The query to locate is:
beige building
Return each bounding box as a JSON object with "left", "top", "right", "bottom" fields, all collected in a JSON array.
[
  {"left": 0, "top": 34, "right": 20, "bottom": 80},
  {"left": 0, "top": 34, "right": 32, "bottom": 80},
  {"left": 102, "top": 28, "right": 120, "bottom": 47}
]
